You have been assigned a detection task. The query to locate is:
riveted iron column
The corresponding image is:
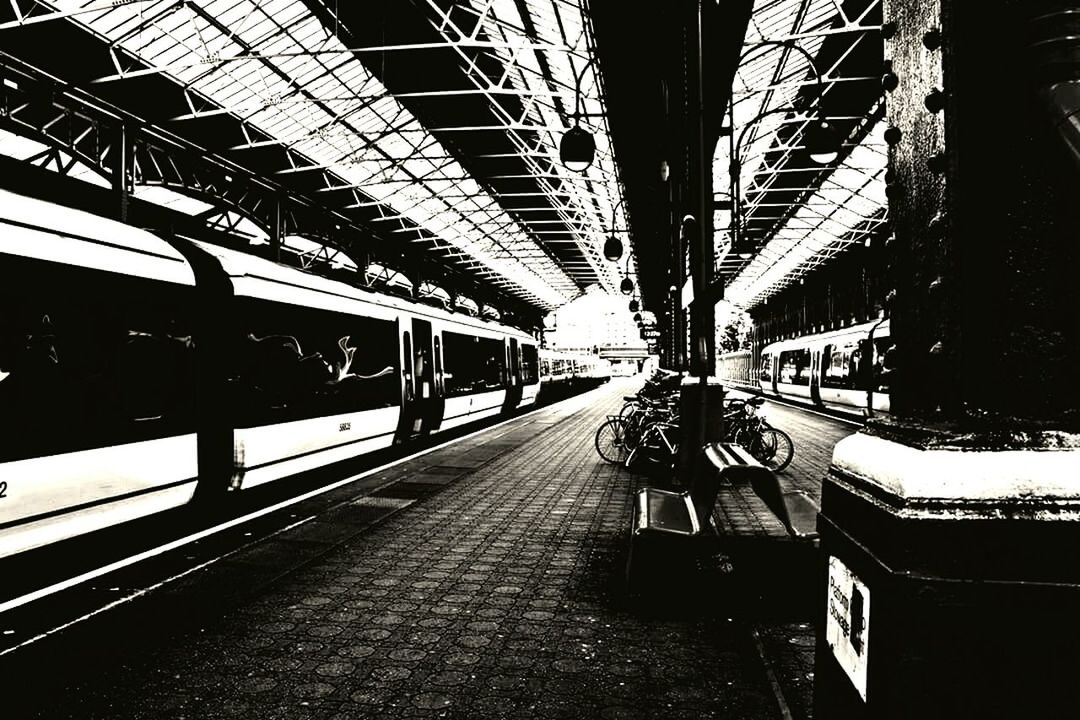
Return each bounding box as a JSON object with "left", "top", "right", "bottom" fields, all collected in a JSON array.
[
  {"left": 816, "top": 1, "right": 1080, "bottom": 717},
  {"left": 676, "top": 0, "right": 725, "bottom": 479}
]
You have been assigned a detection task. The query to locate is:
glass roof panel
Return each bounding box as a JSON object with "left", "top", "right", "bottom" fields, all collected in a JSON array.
[
  {"left": 39, "top": 0, "right": 585, "bottom": 308},
  {"left": 724, "top": 122, "right": 887, "bottom": 307},
  {"left": 715, "top": 0, "right": 884, "bottom": 306}
]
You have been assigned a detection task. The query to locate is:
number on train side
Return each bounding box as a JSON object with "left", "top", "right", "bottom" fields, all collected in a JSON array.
[{"left": 0, "top": 481, "right": 7, "bottom": 498}]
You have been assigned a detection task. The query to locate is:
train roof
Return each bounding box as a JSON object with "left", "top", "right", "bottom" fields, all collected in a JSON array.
[
  {"left": 0, "top": 188, "right": 195, "bottom": 286},
  {"left": 0, "top": 188, "right": 536, "bottom": 342},
  {"left": 761, "top": 318, "right": 890, "bottom": 355},
  {"left": 539, "top": 348, "right": 603, "bottom": 360},
  {"left": 190, "top": 238, "right": 535, "bottom": 342}
]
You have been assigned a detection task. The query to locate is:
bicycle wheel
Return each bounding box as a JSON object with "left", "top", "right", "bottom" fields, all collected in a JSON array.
[
  {"left": 753, "top": 428, "right": 794, "bottom": 472},
  {"left": 595, "top": 418, "right": 629, "bottom": 465},
  {"left": 619, "top": 401, "right": 640, "bottom": 420}
]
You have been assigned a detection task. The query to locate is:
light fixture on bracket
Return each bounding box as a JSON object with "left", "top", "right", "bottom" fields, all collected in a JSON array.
[
  {"left": 560, "top": 125, "right": 595, "bottom": 172},
  {"left": 603, "top": 197, "right": 628, "bottom": 262},
  {"left": 619, "top": 253, "right": 635, "bottom": 295},
  {"left": 728, "top": 40, "right": 844, "bottom": 256},
  {"left": 559, "top": 54, "right": 605, "bottom": 172}
]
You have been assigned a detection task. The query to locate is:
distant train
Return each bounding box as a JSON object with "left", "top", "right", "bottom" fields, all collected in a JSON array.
[
  {"left": 538, "top": 349, "right": 611, "bottom": 392},
  {"left": 758, "top": 319, "right": 892, "bottom": 414},
  {"left": 720, "top": 319, "right": 893, "bottom": 415},
  {"left": 0, "top": 189, "right": 592, "bottom": 559}
]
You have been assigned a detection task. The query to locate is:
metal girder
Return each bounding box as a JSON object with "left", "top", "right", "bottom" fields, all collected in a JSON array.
[
  {"left": 716, "top": 0, "right": 887, "bottom": 306},
  {"left": 412, "top": 0, "right": 628, "bottom": 294},
  {"left": 0, "top": 50, "right": 545, "bottom": 322},
  {"left": 15, "top": 0, "right": 579, "bottom": 309}
]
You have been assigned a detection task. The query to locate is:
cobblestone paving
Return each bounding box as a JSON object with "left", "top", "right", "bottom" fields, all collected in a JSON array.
[
  {"left": 26, "top": 381, "right": 779, "bottom": 720},
  {"left": 758, "top": 623, "right": 817, "bottom": 719}
]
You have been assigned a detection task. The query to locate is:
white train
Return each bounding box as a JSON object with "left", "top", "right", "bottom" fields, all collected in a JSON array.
[
  {"left": 538, "top": 349, "right": 611, "bottom": 389},
  {"left": 758, "top": 319, "right": 893, "bottom": 414},
  {"left": 0, "top": 189, "right": 548, "bottom": 559}
]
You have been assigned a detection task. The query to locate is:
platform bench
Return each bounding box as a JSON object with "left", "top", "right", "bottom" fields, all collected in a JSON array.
[
  {"left": 626, "top": 444, "right": 768, "bottom": 589},
  {"left": 704, "top": 443, "right": 819, "bottom": 541}
]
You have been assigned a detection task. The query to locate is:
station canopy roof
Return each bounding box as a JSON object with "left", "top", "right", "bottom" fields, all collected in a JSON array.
[
  {"left": 715, "top": 0, "right": 887, "bottom": 309},
  {"left": 0, "top": 0, "right": 630, "bottom": 315}
]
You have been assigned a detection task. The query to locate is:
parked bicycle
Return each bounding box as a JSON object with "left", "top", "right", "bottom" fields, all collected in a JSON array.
[
  {"left": 722, "top": 397, "right": 794, "bottom": 472},
  {"left": 595, "top": 395, "right": 676, "bottom": 465},
  {"left": 595, "top": 377, "right": 794, "bottom": 474}
]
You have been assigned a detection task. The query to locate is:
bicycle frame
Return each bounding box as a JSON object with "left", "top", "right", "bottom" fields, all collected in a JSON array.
[{"left": 625, "top": 421, "right": 679, "bottom": 468}]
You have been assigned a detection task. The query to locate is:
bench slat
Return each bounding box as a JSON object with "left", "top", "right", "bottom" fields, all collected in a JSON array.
[
  {"left": 781, "top": 491, "right": 819, "bottom": 539},
  {"left": 635, "top": 488, "right": 699, "bottom": 536},
  {"left": 704, "top": 441, "right": 818, "bottom": 542}
]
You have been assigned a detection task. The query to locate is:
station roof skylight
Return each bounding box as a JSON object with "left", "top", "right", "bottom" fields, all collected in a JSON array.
[
  {"left": 714, "top": 0, "right": 885, "bottom": 309},
  {"left": 3, "top": 0, "right": 628, "bottom": 312}
]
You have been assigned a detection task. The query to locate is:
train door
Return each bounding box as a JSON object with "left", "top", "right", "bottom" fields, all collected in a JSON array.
[
  {"left": 810, "top": 348, "right": 822, "bottom": 405},
  {"left": 395, "top": 318, "right": 441, "bottom": 442},
  {"left": 501, "top": 337, "right": 523, "bottom": 413},
  {"left": 429, "top": 332, "right": 446, "bottom": 431},
  {"left": 394, "top": 326, "right": 415, "bottom": 443}
]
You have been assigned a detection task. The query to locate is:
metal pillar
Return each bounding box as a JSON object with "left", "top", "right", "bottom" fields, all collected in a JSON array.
[
  {"left": 112, "top": 124, "right": 131, "bottom": 223},
  {"left": 677, "top": 0, "right": 724, "bottom": 480},
  {"left": 271, "top": 199, "right": 283, "bottom": 262},
  {"left": 815, "top": 1, "right": 1080, "bottom": 716}
]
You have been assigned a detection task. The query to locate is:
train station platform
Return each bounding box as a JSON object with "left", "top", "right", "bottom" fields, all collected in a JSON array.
[{"left": 3, "top": 379, "right": 856, "bottom": 720}]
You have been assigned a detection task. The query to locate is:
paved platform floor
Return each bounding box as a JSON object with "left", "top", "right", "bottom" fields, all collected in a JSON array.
[{"left": 12, "top": 379, "right": 805, "bottom": 720}]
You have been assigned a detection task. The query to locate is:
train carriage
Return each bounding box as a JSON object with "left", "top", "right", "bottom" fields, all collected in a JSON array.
[
  {"left": 0, "top": 189, "right": 542, "bottom": 558},
  {"left": 758, "top": 319, "right": 892, "bottom": 415}
]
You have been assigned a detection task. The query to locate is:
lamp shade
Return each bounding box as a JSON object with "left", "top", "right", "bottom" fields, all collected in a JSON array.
[
  {"left": 628, "top": 299, "right": 639, "bottom": 312},
  {"left": 620, "top": 277, "right": 634, "bottom": 295},
  {"left": 603, "top": 235, "right": 623, "bottom": 261},
  {"left": 805, "top": 118, "right": 841, "bottom": 164},
  {"left": 560, "top": 125, "right": 595, "bottom": 172}
]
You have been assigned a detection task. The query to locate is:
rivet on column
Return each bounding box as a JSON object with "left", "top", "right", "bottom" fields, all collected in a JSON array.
[
  {"left": 927, "top": 211, "right": 946, "bottom": 238},
  {"left": 922, "top": 27, "right": 942, "bottom": 50},
  {"left": 924, "top": 88, "right": 945, "bottom": 113},
  {"left": 882, "top": 60, "right": 899, "bottom": 92}
]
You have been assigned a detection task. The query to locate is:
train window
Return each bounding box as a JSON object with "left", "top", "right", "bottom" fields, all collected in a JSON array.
[
  {"left": 872, "top": 336, "right": 895, "bottom": 392},
  {"left": 441, "top": 331, "right": 506, "bottom": 396},
  {"left": 821, "top": 340, "right": 864, "bottom": 390},
  {"left": 230, "top": 299, "right": 400, "bottom": 426},
  {"left": 521, "top": 344, "right": 539, "bottom": 385},
  {"left": 759, "top": 355, "right": 772, "bottom": 382},
  {"left": 778, "top": 349, "right": 811, "bottom": 385},
  {"left": 0, "top": 256, "right": 196, "bottom": 463}
]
